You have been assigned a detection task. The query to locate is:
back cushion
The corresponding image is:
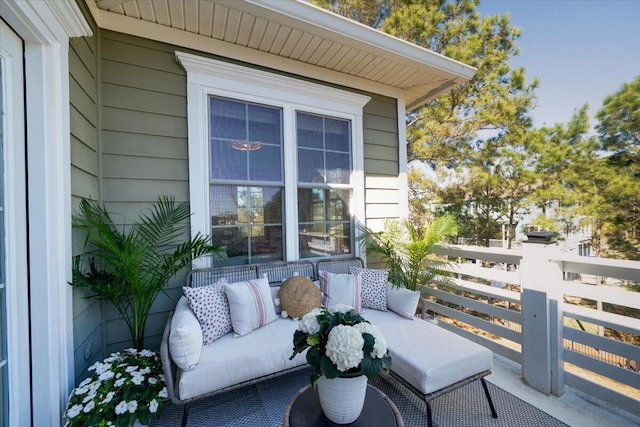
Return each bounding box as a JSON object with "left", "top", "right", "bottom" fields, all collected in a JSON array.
[
  {"left": 349, "top": 267, "right": 388, "bottom": 311},
  {"left": 183, "top": 279, "right": 232, "bottom": 345},
  {"left": 169, "top": 296, "right": 204, "bottom": 371},
  {"left": 224, "top": 276, "right": 277, "bottom": 336},
  {"left": 318, "top": 270, "right": 361, "bottom": 312}
]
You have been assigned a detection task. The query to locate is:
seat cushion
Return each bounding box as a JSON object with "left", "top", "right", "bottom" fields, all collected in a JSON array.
[
  {"left": 364, "top": 310, "right": 494, "bottom": 395},
  {"left": 177, "top": 317, "right": 306, "bottom": 400}
]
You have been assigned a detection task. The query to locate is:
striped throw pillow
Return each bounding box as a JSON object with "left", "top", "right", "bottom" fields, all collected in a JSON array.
[
  {"left": 318, "top": 270, "right": 362, "bottom": 313},
  {"left": 224, "top": 276, "right": 277, "bottom": 336}
]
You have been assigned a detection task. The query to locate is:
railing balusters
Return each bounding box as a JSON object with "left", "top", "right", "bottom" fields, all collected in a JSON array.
[{"left": 428, "top": 242, "right": 640, "bottom": 417}]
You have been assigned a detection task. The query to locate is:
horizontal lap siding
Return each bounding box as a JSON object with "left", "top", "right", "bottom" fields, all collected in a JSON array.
[
  {"left": 363, "top": 96, "right": 401, "bottom": 269},
  {"left": 99, "top": 31, "right": 189, "bottom": 351},
  {"left": 70, "top": 22, "right": 102, "bottom": 380},
  {"left": 95, "top": 31, "right": 403, "bottom": 351},
  {"left": 363, "top": 96, "right": 401, "bottom": 232}
]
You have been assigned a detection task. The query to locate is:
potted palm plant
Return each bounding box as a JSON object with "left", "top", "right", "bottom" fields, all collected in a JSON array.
[
  {"left": 71, "top": 196, "right": 221, "bottom": 350},
  {"left": 358, "top": 215, "right": 458, "bottom": 321}
]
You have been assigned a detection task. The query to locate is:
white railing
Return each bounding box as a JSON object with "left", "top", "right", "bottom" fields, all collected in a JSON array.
[{"left": 428, "top": 242, "right": 640, "bottom": 417}]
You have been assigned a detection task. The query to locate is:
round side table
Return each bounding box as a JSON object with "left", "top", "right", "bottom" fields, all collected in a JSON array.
[{"left": 283, "top": 383, "right": 404, "bottom": 427}]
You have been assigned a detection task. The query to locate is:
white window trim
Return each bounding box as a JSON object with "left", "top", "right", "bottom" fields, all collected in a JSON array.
[{"left": 176, "top": 52, "right": 370, "bottom": 266}]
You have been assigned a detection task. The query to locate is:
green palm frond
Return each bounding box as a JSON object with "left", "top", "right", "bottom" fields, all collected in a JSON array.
[
  {"left": 71, "top": 196, "right": 223, "bottom": 349},
  {"left": 358, "top": 215, "right": 458, "bottom": 291}
]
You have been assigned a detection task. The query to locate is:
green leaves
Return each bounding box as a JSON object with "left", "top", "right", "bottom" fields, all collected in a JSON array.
[
  {"left": 321, "top": 355, "right": 340, "bottom": 379},
  {"left": 291, "top": 330, "right": 308, "bottom": 358},
  {"left": 292, "top": 306, "right": 391, "bottom": 386},
  {"left": 358, "top": 217, "right": 457, "bottom": 291},
  {"left": 71, "top": 196, "right": 222, "bottom": 349},
  {"left": 596, "top": 76, "right": 640, "bottom": 153}
]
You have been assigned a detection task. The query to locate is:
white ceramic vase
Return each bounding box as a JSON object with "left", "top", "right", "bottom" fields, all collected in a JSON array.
[{"left": 316, "top": 374, "right": 367, "bottom": 424}]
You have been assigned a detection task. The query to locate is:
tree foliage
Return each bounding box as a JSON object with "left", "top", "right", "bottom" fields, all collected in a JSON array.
[
  {"left": 596, "top": 76, "right": 640, "bottom": 153},
  {"left": 314, "top": 1, "right": 639, "bottom": 257}
]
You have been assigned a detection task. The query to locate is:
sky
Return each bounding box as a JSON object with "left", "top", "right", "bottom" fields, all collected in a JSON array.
[{"left": 476, "top": 0, "right": 640, "bottom": 133}]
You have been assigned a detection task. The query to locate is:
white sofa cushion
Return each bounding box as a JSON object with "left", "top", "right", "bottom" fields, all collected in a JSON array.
[
  {"left": 318, "top": 270, "right": 361, "bottom": 312},
  {"left": 169, "top": 296, "right": 203, "bottom": 371},
  {"left": 364, "top": 310, "right": 494, "bottom": 395},
  {"left": 224, "top": 276, "right": 277, "bottom": 336},
  {"left": 385, "top": 283, "right": 420, "bottom": 319},
  {"left": 177, "top": 317, "right": 307, "bottom": 400}
]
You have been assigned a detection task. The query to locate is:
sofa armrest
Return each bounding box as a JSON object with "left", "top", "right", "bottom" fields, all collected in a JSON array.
[{"left": 160, "top": 310, "right": 182, "bottom": 406}]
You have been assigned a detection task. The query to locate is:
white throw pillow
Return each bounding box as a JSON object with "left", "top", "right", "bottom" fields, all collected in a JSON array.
[
  {"left": 349, "top": 267, "right": 388, "bottom": 311},
  {"left": 318, "top": 270, "right": 361, "bottom": 312},
  {"left": 386, "top": 283, "right": 421, "bottom": 319},
  {"left": 169, "top": 296, "right": 204, "bottom": 371},
  {"left": 224, "top": 276, "right": 277, "bottom": 336},
  {"left": 183, "top": 279, "right": 232, "bottom": 345}
]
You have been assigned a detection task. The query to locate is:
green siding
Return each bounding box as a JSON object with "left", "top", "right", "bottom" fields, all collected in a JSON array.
[
  {"left": 362, "top": 95, "right": 401, "bottom": 230},
  {"left": 99, "top": 32, "right": 190, "bottom": 350},
  {"left": 70, "top": 16, "right": 103, "bottom": 381},
  {"left": 70, "top": 29, "right": 403, "bottom": 354}
]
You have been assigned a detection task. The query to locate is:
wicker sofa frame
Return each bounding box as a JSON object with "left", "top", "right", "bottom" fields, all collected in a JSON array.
[{"left": 160, "top": 257, "right": 497, "bottom": 427}]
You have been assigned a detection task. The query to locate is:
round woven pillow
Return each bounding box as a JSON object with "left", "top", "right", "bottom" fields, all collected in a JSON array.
[{"left": 278, "top": 276, "right": 322, "bottom": 319}]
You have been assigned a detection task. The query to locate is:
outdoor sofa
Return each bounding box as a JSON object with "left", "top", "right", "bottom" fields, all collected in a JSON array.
[{"left": 160, "top": 257, "right": 497, "bottom": 427}]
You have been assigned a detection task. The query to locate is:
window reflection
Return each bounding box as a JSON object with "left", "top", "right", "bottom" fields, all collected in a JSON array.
[
  {"left": 298, "top": 188, "right": 351, "bottom": 258},
  {"left": 209, "top": 94, "right": 284, "bottom": 264},
  {"left": 210, "top": 186, "right": 284, "bottom": 265}
]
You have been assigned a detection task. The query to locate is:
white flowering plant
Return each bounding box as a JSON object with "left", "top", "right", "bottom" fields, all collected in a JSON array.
[
  {"left": 290, "top": 304, "right": 391, "bottom": 386},
  {"left": 64, "top": 348, "right": 167, "bottom": 427}
]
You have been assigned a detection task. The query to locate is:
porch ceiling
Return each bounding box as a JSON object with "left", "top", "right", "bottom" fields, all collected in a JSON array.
[{"left": 89, "top": 0, "right": 475, "bottom": 110}]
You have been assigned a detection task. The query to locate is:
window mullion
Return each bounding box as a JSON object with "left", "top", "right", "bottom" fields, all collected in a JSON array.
[{"left": 283, "top": 105, "right": 299, "bottom": 261}]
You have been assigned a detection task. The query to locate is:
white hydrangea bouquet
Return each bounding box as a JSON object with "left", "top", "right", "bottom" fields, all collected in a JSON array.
[
  {"left": 290, "top": 304, "right": 392, "bottom": 386},
  {"left": 64, "top": 348, "right": 167, "bottom": 427}
]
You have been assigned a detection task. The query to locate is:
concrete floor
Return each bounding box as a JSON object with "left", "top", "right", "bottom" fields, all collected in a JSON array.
[{"left": 486, "top": 355, "right": 640, "bottom": 427}]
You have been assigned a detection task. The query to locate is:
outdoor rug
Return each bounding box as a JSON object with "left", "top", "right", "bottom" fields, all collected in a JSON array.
[{"left": 151, "top": 367, "right": 568, "bottom": 427}]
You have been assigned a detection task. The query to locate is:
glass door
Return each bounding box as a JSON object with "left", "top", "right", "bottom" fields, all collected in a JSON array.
[
  {"left": 0, "top": 46, "right": 5, "bottom": 427},
  {"left": 1, "top": 18, "right": 27, "bottom": 426}
]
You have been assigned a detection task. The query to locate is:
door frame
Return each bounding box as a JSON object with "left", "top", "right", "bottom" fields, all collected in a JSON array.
[
  {"left": 0, "top": 17, "right": 29, "bottom": 427},
  {"left": 0, "top": 1, "right": 90, "bottom": 425}
]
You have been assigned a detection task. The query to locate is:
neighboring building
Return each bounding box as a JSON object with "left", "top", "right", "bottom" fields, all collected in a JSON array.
[{"left": 0, "top": 0, "right": 474, "bottom": 424}]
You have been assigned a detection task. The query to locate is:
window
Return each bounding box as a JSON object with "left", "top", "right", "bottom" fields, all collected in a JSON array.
[
  {"left": 177, "top": 52, "right": 370, "bottom": 266},
  {"left": 209, "top": 97, "right": 284, "bottom": 264},
  {"left": 297, "top": 113, "right": 352, "bottom": 258}
]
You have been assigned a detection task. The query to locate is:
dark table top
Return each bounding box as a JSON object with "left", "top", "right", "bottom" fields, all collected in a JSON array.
[{"left": 283, "top": 383, "right": 404, "bottom": 427}]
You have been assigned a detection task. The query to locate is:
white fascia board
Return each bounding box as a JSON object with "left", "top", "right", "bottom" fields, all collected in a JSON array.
[
  {"left": 235, "top": 0, "right": 476, "bottom": 80},
  {"left": 88, "top": 5, "right": 401, "bottom": 100}
]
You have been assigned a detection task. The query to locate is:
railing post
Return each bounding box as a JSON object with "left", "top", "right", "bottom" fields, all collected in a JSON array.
[{"left": 520, "top": 232, "right": 564, "bottom": 396}]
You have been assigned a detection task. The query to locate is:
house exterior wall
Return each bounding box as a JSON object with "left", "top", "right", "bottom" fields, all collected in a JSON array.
[
  {"left": 69, "top": 5, "right": 103, "bottom": 380},
  {"left": 71, "top": 29, "right": 402, "bottom": 356}
]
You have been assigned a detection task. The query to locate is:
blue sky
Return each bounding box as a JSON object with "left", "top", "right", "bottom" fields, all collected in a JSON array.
[{"left": 477, "top": 0, "right": 640, "bottom": 132}]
